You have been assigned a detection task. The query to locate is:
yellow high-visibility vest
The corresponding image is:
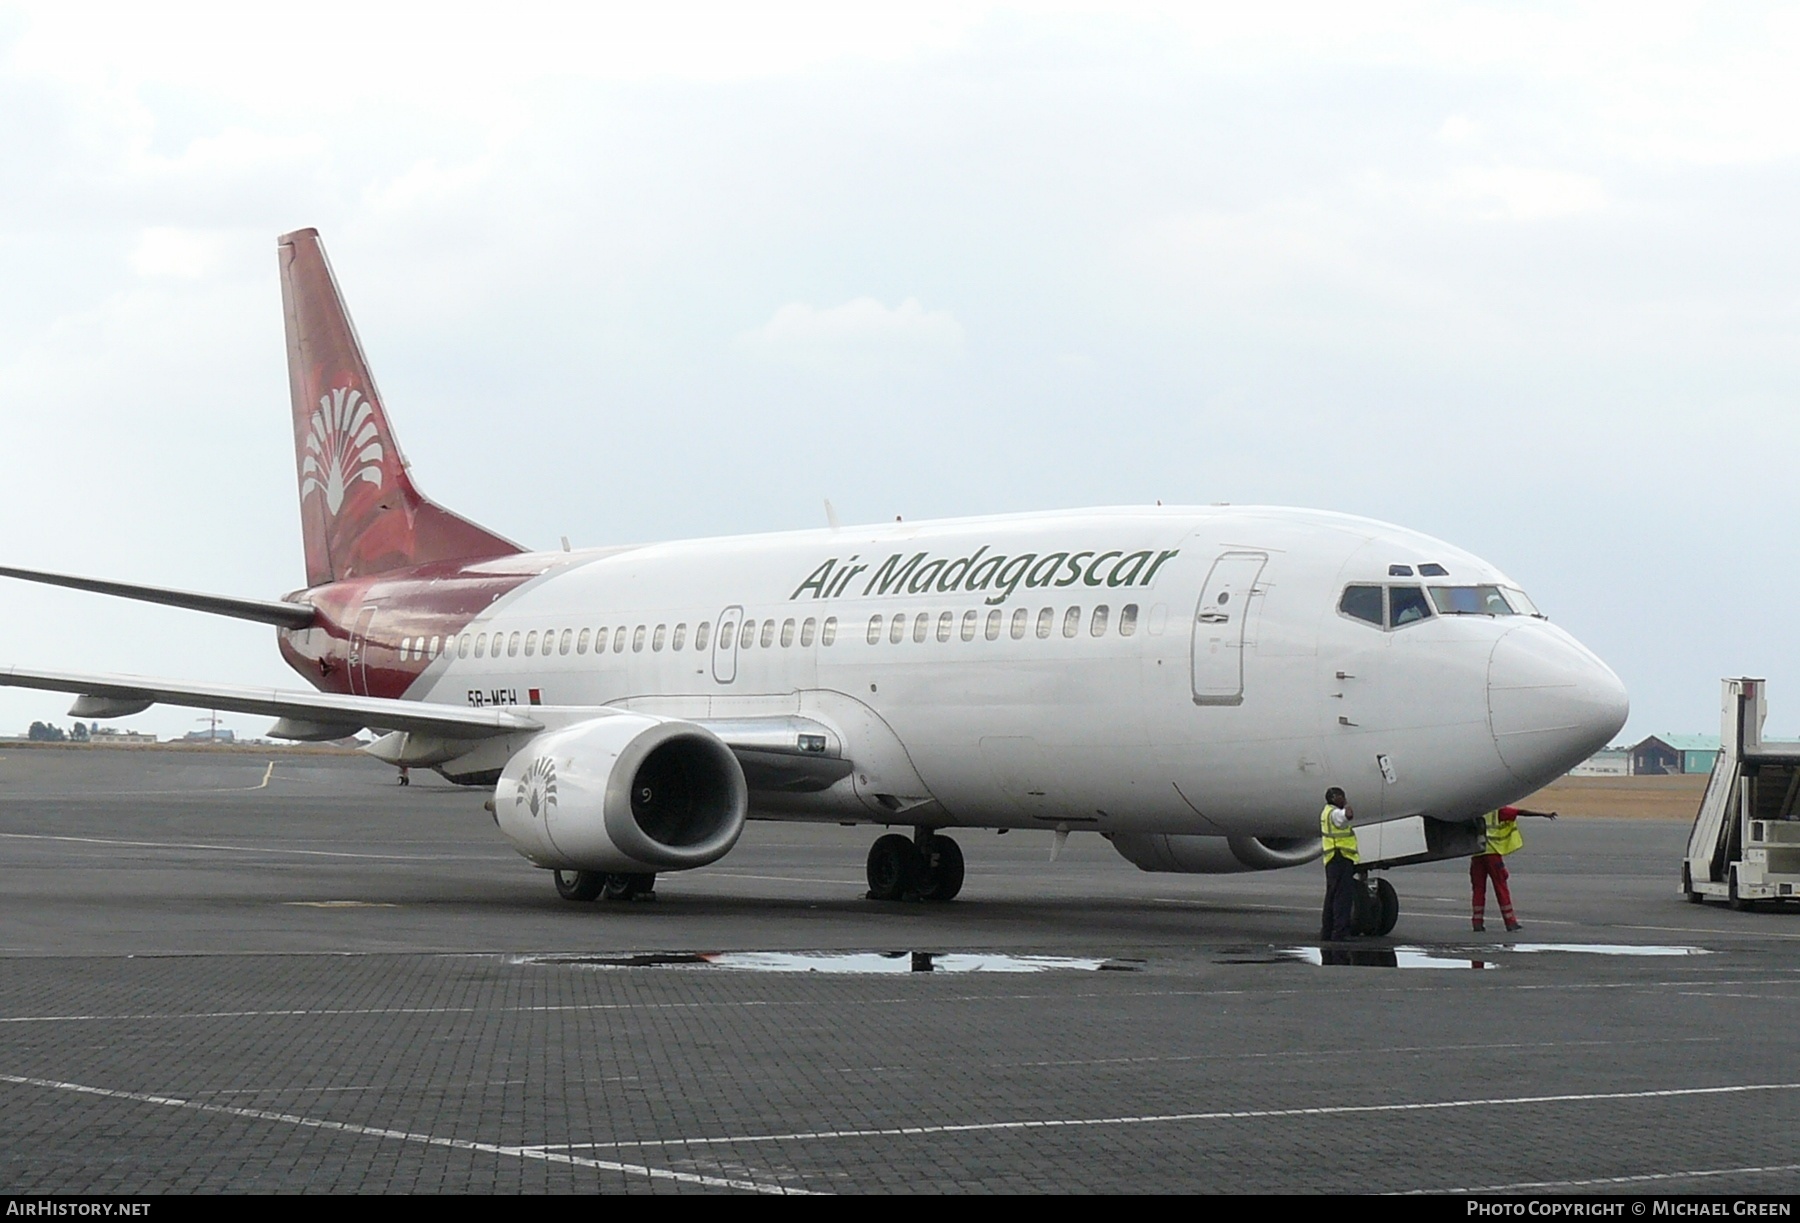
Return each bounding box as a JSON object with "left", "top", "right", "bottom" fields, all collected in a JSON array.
[
  {"left": 1321, "top": 804, "right": 1359, "bottom": 863},
  {"left": 1483, "top": 810, "right": 1524, "bottom": 856}
]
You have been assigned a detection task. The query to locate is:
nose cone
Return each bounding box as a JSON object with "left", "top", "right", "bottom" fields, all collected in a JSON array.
[{"left": 1488, "top": 624, "right": 1629, "bottom": 787}]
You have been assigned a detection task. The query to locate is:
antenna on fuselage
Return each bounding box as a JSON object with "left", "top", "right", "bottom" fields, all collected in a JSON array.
[{"left": 823, "top": 500, "right": 841, "bottom": 531}]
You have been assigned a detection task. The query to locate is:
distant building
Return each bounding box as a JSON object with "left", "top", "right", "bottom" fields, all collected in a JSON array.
[
  {"left": 1630, "top": 734, "right": 1721, "bottom": 776},
  {"left": 182, "top": 728, "right": 236, "bottom": 744},
  {"left": 1570, "top": 747, "right": 1630, "bottom": 777},
  {"left": 88, "top": 728, "right": 159, "bottom": 745}
]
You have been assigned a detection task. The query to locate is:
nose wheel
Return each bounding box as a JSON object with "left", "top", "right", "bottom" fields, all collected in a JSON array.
[
  {"left": 866, "top": 830, "right": 964, "bottom": 902},
  {"left": 1351, "top": 874, "right": 1400, "bottom": 936}
]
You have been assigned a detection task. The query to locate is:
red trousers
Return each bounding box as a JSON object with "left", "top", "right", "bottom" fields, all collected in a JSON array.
[{"left": 1470, "top": 853, "right": 1515, "bottom": 925}]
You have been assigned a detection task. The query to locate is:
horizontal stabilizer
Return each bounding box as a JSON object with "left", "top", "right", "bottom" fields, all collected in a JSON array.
[
  {"left": 0, "top": 566, "right": 315, "bottom": 629},
  {"left": 0, "top": 666, "right": 540, "bottom": 740}
]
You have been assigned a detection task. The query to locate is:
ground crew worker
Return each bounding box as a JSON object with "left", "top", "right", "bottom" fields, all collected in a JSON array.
[
  {"left": 1320, "top": 786, "right": 1359, "bottom": 941},
  {"left": 1471, "top": 805, "right": 1556, "bottom": 932}
]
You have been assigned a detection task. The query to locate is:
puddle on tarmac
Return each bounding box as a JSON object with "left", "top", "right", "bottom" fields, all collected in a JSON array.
[
  {"left": 1280, "top": 946, "right": 1497, "bottom": 970},
  {"left": 1262, "top": 942, "right": 1710, "bottom": 969},
  {"left": 518, "top": 951, "right": 1144, "bottom": 974},
  {"left": 1505, "top": 943, "right": 1709, "bottom": 957}
]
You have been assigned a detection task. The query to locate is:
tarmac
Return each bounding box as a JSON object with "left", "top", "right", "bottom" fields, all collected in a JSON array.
[{"left": 1, "top": 745, "right": 1796, "bottom": 1194}]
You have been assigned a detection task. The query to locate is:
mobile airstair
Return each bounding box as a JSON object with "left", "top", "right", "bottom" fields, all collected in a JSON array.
[{"left": 1683, "top": 678, "right": 1800, "bottom": 909}]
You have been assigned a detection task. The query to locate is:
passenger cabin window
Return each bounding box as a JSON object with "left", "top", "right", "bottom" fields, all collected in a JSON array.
[
  {"left": 740, "top": 620, "right": 756, "bottom": 650},
  {"left": 912, "top": 613, "right": 929, "bottom": 644},
  {"left": 890, "top": 614, "right": 906, "bottom": 644},
  {"left": 1011, "top": 609, "right": 1028, "bottom": 640},
  {"left": 523, "top": 631, "right": 537, "bottom": 657},
  {"left": 673, "top": 623, "right": 687, "bottom": 651},
  {"left": 1036, "top": 608, "right": 1054, "bottom": 639},
  {"left": 613, "top": 627, "right": 626, "bottom": 653},
  {"left": 1091, "top": 606, "right": 1108, "bottom": 636},
  {"left": 508, "top": 632, "right": 521, "bottom": 657},
  {"left": 577, "top": 628, "right": 590, "bottom": 655},
  {"left": 1119, "top": 604, "right": 1138, "bottom": 637},
  {"left": 1388, "top": 586, "right": 1433, "bottom": 628},
  {"left": 459, "top": 634, "right": 470, "bottom": 659},
  {"left": 593, "top": 627, "right": 608, "bottom": 653},
  {"left": 633, "top": 625, "right": 647, "bottom": 652},
  {"left": 560, "top": 629, "right": 573, "bottom": 655},
  {"left": 1062, "top": 606, "right": 1080, "bottom": 638},
  {"left": 986, "top": 610, "right": 1002, "bottom": 641},
  {"left": 800, "top": 618, "right": 815, "bottom": 647},
  {"left": 695, "top": 622, "right": 711, "bottom": 651},
  {"left": 961, "top": 610, "right": 977, "bottom": 642},
  {"left": 868, "top": 615, "right": 883, "bottom": 645},
  {"left": 653, "top": 624, "right": 666, "bottom": 651},
  {"left": 822, "top": 616, "right": 837, "bottom": 646},
  {"left": 937, "top": 612, "right": 953, "bottom": 643},
  {"left": 761, "top": 620, "right": 776, "bottom": 649},
  {"left": 780, "top": 619, "right": 795, "bottom": 647},
  {"left": 474, "top": 634, "right": 487, "bottom": 658},
  {"left": 1340, "top": 585, "right": 1383, "bottom": 627}
]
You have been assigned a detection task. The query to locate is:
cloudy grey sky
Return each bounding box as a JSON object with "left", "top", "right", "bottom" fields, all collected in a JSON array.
[{"left": 0, "top": 2, "right": 1793, "bottom": 742}]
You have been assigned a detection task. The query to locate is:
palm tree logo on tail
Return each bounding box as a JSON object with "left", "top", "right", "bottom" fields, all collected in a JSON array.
[{"left": 301, "top": 387, "right": 385, "bottom": 515}]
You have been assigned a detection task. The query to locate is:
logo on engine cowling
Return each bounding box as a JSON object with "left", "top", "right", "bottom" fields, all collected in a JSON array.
[{"left": 516, "top": 756, "right": 557, "bottom": 819}]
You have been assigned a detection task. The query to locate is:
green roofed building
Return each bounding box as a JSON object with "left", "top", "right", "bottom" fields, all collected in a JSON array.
[{"left": 1630, "top": 734, "right": 1722, "bottom": 776}]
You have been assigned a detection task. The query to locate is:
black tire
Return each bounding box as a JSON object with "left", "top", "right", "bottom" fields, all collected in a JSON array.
[
  {"left": 554, "top": 870, "right": 605, "bottom": 902},
  {"left": 916, "top": 835, "right": 965, "bottom": 902},
  {"left": 603, "top": 872, "right": 655, "bottom": 901},
  {"left": 1350, "top": 876, "right": 1381, "bottom": 936},
  {"left": 1374, "top": 877, "right": 1399, "bottom": 936},
  {"left": 1728, "top": 867, "right": 1754, "bottom": 913},
  {"left": 1682, "top": 862, "right": 1703, "bottom": 905},
  {"left": 867, "top": 834, "right": 922, "bottom": 901}
]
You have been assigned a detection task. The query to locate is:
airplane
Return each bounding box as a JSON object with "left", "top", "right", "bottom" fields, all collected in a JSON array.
[{"left": 0, "top": 228, "right": 1629, "bottom": 925}]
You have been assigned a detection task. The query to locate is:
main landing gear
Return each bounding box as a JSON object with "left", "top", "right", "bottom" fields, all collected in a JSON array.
[
  {"left": 1350, "top": 872, "right": 1400, "bottom": 937},
  {"left": 866, "top": 829, "right": 965, "bottom": 902},
  {"left": 554, "top": 870, "right": 657, "bottom": 904}
]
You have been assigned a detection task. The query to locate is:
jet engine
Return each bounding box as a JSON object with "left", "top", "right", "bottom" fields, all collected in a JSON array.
[
  {"left": 1107, "top": 832, "right": 1321, "bottom": 874},
  {"left": 495, "top": 714, "right": 748, "bottom": 873}
]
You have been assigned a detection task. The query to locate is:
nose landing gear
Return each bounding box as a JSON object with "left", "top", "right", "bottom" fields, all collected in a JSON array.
[{"left": 866, "top": 829, "right": 965, "bottom": 902}]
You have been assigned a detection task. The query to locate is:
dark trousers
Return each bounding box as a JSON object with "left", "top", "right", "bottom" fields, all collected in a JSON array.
[{"left": 1321, "top": 853, "right": 1358, "bottom": 940}]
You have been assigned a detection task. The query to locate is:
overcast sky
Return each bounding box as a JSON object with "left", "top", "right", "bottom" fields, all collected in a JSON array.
[{"left": 0, "top": 2, "right": 1793, "bottom": 743}]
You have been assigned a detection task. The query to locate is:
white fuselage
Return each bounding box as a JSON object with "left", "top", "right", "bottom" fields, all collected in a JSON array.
[{"left": 398, "top": 505, "right": 1627, "bottom": 841}]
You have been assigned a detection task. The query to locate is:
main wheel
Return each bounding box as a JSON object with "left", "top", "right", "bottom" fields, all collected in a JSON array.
[
  {"left": 867, "top": 834, "right": 922, "bottom": 901},
  {"left": 1374, "top": 877, "right": 1399, "bottom": 936},
  {"left": 603, "top": 872, "right": 656, "bottom": 901},
  {"left": 554, "top": 870, "right": 605, "bottom": 902},
  {"left": 916, "top": 835, "right": 965, "bottom": 902},
  {"left": 1682, "top": 862, "right": 1703, "bottom": 904},
  {"left": 1351, "top": 876, "right": 1381, "bottom": 936},
  {"left": 1729, "top": 866, "right": 1753, "bottom": 912}
]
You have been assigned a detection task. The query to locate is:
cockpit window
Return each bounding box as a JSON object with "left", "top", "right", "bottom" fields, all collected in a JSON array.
[
  {"left": 1429, "top": 585, "right": 1516, "bottom": 616},
  {"left": 1388, "top": 586, "right": 1433, "bottom": 628},
  {"left": 1340, "top": 584, "right": 1383, "bottom": 626},
  {"left": 1502, "top": 587, "right": 1540, "bottom": 617},
  {"left": 1418, "top": 563, "right": 1448, "bottom": 577},
  {"left": 1388, "top": 564, "right": 1413, "bottom": 576}
]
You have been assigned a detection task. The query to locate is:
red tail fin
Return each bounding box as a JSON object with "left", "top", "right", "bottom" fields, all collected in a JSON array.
[{"left": 279, "top": 228, "right": 521, "bottom": 587}]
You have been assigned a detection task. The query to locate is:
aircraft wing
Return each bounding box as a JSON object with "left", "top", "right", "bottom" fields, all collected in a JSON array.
[{"left": 0, "top": 666, "right": 541, "bottom": 740}]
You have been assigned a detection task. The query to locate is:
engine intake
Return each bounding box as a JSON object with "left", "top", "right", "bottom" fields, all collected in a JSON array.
[
  {"left": 1108, "top": 832, "right": 1321, "bottom": 874},
  {"left": 496, "top": 715, "right": 748, "bottom": 873}
]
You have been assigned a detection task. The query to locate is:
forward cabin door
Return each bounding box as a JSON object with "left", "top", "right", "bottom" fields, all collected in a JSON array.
[
  {"left": 712, "top": 604, "right": 743, "bottom": 684},
  {"left": 348, "top": 607, "right": 378, "bottom": 696},
  {"left": 1190, "top": 552, "right": 1267, "bottom": 706}
]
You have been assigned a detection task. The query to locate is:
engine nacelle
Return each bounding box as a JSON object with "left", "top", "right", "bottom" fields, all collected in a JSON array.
[
  {"left": 1108, "top": 832, "right": 1322, "bottom": 874},
  {"left": 495, "top": 714, "right": 748, "bottom": 873}
]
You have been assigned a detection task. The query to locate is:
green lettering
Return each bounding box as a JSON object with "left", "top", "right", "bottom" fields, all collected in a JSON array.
[
  {"left": 1142, "top": 549, "right": 1181, "bottom": 585},
  {"left": 1083, "top": 550, "right": 1122, "bottom": 586},
  {"left": 864, "top": 552, "right": 928, "bottom": 597},
  {"left": 986, "top": 553, "right": 1036, "bottom": 605},
  {"left": 1056, "top": 551, "right": 1093, "bottom": 587},
  {"left": 790, "top": 558, "right": 836, "bottom": 601},
  {"left": 908, "top": 559, "right": 947, "bottom": 594},
  {"left": 1026, "top": 552, "right": 1067, "bottom": 588},
  {"left": 938, "top": 545, "right": 988, "bottom": 592},
  {"left": 1107, "top": 550, "right": 1152, "bottom": 587},
  {"left": 966, "top": 552, "right": 1006, "bottom": 591}
]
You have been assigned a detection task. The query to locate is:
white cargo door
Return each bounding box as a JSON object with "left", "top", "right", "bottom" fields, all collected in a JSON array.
[
  {"left": 1190, "top": 552, "right": 1267, "bottom": 706},
  {"left": 712, "top": 604, "right": 743, "bottom": 684}
]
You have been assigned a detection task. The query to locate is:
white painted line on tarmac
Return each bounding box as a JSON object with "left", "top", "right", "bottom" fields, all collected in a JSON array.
[
  {"left": 0, "top": 831, "right": 491, "bottom": 862},
  {"left": 540, "top": 1081, "right": 1800, "bottom": 1152},
  {"left": 0, "top": 1072, "right": 818, "bottom": 1195},
  {"left": 1618, "top": 922, "right": 1800, "bottom": 942},
  {"left": 1429, "top": 1160, "right": 1800, "bottom": 1194}
]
